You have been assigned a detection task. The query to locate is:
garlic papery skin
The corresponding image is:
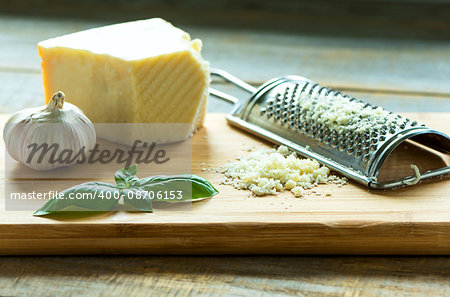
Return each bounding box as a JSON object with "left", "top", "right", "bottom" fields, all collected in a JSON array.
[{"left": 3, "top": 91, "right": 96, "bottom": 170}]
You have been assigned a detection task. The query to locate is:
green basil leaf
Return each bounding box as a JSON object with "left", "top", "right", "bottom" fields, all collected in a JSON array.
[
  {"left": 122, "top": 188, "right": 153, "bottom": 212},
  {"left": 114, "top": 164, "right": 139, "bottom": 189},
  {"left": 33, "top": 182, "right": 121, "bottom": 216},
  {"left": 137, "top": 174, "right": 219, "bottom": 202},
  {"left": 34, "top": 163, "right": 218, "bottom": 217}
]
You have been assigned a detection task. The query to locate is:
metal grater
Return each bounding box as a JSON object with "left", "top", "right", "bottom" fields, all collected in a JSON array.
[{"left": 210, "top": 68, "right": 450, "bottom": 189}]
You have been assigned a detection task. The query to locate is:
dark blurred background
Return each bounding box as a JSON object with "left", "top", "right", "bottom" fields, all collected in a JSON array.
[{"left": 1, "top": 0, "right": 450, "bottom": 40}]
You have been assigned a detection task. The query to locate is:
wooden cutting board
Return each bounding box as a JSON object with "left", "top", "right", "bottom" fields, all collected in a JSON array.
[{"left": 0, "top": 113, "right": 449, "bottom": 255}]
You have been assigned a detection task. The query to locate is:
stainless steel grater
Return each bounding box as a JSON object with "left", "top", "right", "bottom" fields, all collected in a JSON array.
[{"left": 210, "top": 68, "right": 450, "bottom": 189}]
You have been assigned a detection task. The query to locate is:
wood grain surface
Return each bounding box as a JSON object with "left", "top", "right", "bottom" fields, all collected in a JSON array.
[
  {"left": 1, "top": 113, "right": 449, "bottom": 256},
  {"left": 0, "top": 255, "right": 449, "bottom": 297}
]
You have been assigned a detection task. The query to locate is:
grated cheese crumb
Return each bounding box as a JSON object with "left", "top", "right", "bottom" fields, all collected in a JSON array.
[
  {"left": 292, "top": 187, "right": 304, "bottom": 197},
  {"left": 219, "top": 145, "right": 346, "bottom": 197},
  {"left": 404, "top": 164, "right": 421, "bottom": 185},
  {"left": 285, "top": 180, "right": 297, "bottom": 189}
]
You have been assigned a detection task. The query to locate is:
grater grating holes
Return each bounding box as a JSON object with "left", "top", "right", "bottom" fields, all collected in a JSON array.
[{"left": 258, "top": 81, "right": 422, "bottom": 161}]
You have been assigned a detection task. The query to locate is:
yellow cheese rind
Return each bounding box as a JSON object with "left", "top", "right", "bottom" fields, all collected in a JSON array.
[
  {"left": 39, "top": 18, "right": 196, "bottom": 61},
  {"left": 38, "top": 18, "right": 210, "bottom": 143}
]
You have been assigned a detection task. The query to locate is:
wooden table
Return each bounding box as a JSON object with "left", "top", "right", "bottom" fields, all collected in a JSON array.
[{"left": 1, "top": 1, "right": 450, "bottom": 296}]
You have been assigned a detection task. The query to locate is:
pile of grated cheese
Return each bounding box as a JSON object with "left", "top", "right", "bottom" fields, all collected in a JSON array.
[{"left": 218, "top": 145, "right": 346, "bottom": 197}]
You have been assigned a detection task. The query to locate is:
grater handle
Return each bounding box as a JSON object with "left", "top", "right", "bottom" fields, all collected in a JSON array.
[
  {"left": 210, "top": 68, "right": 257, "bottom": 93},
  {"left": 210, "top": 68, "right": 256, "bottom": 113},
  {"left": 209, "top": 88, "right": 239, "bottom": 105}
]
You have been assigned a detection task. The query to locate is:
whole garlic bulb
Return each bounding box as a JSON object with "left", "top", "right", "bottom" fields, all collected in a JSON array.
[{"left": 3, "top": 91, "right": 96, "bottom": 170}]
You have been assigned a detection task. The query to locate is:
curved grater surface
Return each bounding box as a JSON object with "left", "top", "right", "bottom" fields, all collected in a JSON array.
[{"left": 211, "top": 69, "right": 450, "bottom": 189}]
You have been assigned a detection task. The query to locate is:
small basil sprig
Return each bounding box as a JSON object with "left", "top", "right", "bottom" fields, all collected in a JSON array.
[
  {"left": 34, "top": 164, "right": 219, "bottom": 216},
  {"left": 114, "top": 164, "right": 139, "bottom": 189}
]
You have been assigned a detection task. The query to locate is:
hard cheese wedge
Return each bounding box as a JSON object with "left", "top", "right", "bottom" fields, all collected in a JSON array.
[{"left": 38, "top": 18, "right": 209, "bottom": 144}]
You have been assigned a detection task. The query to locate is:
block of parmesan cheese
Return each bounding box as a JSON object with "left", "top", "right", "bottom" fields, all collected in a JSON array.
[{"left": 38, "top": 18, "right": 209, "bottom": 143}]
